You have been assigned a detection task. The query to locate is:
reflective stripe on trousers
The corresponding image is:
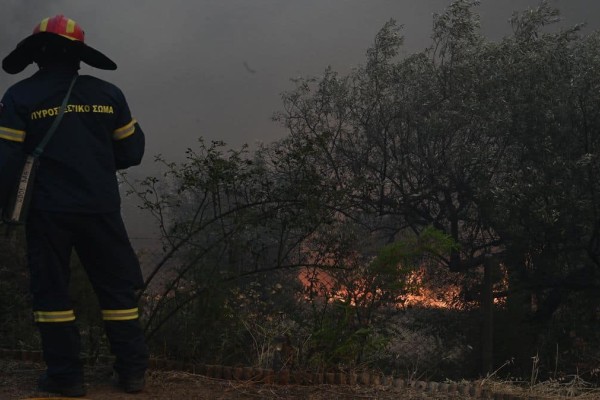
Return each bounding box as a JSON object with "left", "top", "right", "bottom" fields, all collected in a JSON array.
[
  {"left": 102, "top": 307, "right": 139, "bottom": 321},
  {"left": 34, "top": 309, "right": 76, "bottom": 323}
]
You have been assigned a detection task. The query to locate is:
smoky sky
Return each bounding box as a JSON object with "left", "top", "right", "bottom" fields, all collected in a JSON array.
[
  {"left": 2, "top": 0, "right": 600, "bottom": 241},
  {"left": 2, "top": 1, "right": 600, "bottom": 162}
]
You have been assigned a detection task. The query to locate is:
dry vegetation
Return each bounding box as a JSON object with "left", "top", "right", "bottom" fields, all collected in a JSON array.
[{"left": 2, "top": 358, "right": 600, "bottom": 400}]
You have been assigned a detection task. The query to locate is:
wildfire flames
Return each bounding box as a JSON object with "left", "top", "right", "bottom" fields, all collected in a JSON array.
[
  {"left": 298, "top": 267, "right": 462, "bottom": 309},
  {"left": 404, "top": 268, "right": 462, "bottom": 308}
]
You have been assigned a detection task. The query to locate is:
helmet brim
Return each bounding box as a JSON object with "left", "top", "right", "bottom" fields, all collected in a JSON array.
[{"left": 2, "top": 32, "right": 117, "bottom": 74}]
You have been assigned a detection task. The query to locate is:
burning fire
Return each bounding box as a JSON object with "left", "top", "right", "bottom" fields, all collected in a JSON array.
[
  {"left": 298, "top": 264, "right": 508, "bottom": 309},
  {"left": 298, "top": 266, "right": 462, "bottom": 309},
  {"left": 404, "top": 268, "right": 461, "bottom": 308}
]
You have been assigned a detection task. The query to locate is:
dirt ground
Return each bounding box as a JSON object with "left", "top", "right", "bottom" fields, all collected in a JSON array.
[
  {"left": 0, "top": 359, "right": 463, "bottom": 400},
  {"left": 5, "top": 358, "right": 600, "bottom": 400}
]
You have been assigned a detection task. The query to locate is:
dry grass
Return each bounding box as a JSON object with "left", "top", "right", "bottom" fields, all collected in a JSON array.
[
  {"left": 3, "top": 358, "right": 600, "bottom": 399},
  {"left": 477, "top": 377, "right": 600, "bottom": 399}
]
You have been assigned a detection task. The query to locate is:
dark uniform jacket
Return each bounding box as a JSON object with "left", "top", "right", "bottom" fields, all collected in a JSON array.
[{"left": 0, "top": 65, "right": 144, "bottom": 213}]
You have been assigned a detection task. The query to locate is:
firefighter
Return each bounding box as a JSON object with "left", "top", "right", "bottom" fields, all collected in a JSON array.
[{"left": 0, "top": 15, "right": 148, "bottom": 397}]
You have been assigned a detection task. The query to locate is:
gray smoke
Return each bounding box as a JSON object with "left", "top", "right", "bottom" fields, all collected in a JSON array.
[
  {"left": 0, "top": 0, "right": 600, "bottom": 162},
  {"left": 1, "top": 0, "right": 599, "bottom": 241},
  {"left": 2, "top": 0, "right": 599, "bottom": 160}
]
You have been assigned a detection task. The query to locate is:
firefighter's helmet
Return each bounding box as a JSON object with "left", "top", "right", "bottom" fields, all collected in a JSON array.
[{"left": 2, "top": 15, "right": 117, "bottom": 74}]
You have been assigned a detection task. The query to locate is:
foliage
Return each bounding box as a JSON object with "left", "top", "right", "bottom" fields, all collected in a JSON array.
[
  {"left": 383, "top": 308, "right": 479, "bottom": 380},
  {"left": 125, "top": 131, "right": 455, "bottom": 370},
  {"left": 125, "top": 138, "right": 335, "bottom": 346},
  {"left": 298, "top": 226, "right": 457, "bottom": 370},
  {"left": 272, "top": 0, "right": 600, "bottom": 378},
  {"left": 119, "top": 0, "right": 600, "bottom": 379},
  {"left": 0, "top": 229, "right": 36, "bottom": 349}
]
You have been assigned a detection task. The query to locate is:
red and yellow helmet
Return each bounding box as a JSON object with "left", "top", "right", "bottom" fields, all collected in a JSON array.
[
  {"left": 33, "top": 15, "right": 86, "bottom": 43},
  {"left": 2, "top": 14, "right": 116, "bottom": 74}
]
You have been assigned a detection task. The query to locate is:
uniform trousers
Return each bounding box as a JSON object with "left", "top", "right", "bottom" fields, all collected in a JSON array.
[{"left": 26, "top": 209, "right": 149, "bottom": 384}]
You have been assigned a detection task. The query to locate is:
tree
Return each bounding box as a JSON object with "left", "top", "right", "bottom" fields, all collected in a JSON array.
[
  {"left": 0, "top": 230, "right": 35, "bottom": 349},
  {"left": 274, "top": 0, "right": 600, "bottom": 376},
  {"left": 127, "top": 0, "right": 600, "bottom": 378},
  {"left": 127, "top": 135, "right": 452, "bottom": 369}
]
